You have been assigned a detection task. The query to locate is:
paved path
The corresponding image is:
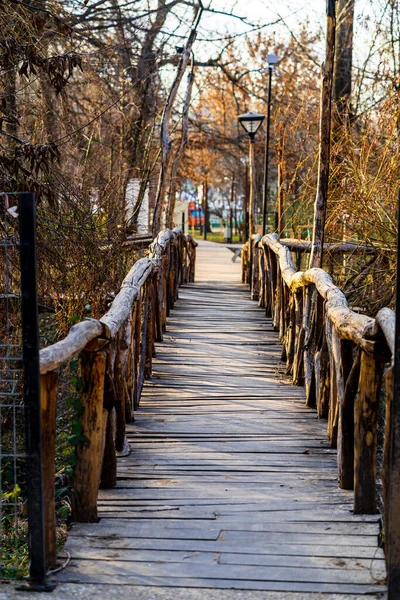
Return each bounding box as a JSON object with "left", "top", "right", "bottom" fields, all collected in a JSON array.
[{"left": 53, "top": 241, "right": 386, "bottom": 597}]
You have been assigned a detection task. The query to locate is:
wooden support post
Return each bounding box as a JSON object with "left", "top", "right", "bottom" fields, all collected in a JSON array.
[
  {"left": 40, "top": 371, "right": 58, "bottom": 570},
  {"left": 354, "top": 349, "right": 384, "bottom": 514},
  {"left": 189, "top": 245, "right": 196, "bottom": 283},
  {"left": 285, "top": 295, "right": 296, "bottom": 375},
  {"left": 113, "top": 340, "right": 126, "bottom": 452},
  {"left": 326, "top": 318, "right": 338, "bottom": 447},
  {"left": 383, "top": 366, "right": 393, "bottom": 567},
  {"left": 315, "top": 316, "right": 330, "bottom": 420},
  {"left": 338, "top": 348, "right": 360, "bottom": 490},
  {"left": 303, "top": 286, "right": 315, "bottom": 405},
  {"left": 292, "top": 290, "right": 305, "bottom": 385},
  {"left": 100, "top": 409, "right": 117, "bottom": 489},
  {"left": 161, "top": 256, "right": 168, "bottom": 329},
  {"left": 72, "top": 349, "right": 106, "bottom": 522},
  {"left": 145, "top": 276, "right": 155, "bottom": 378},
  {"left": 241, "top": 242, "right": 248, "bottom": 284},
  {"left": 279, "top": 280, "right": 286, "bottom": 342},
  {"left": 134, "top": 295, "right": 142, "bottom": 409},
  {"left": 251, "top": 243, "right": 260, "bottom": 301},
  {"left": 332, "top": 332, "right": 353, "bottom": 466},
  {"left": 155, "top": 270, "right": 164, "bottom": 342},
  {"left": 258, "top": 247, "right": 265, "bottom": 308},
  {"left": 273, "top": 266, "right": 282, "bottom": 332},
  {"left": 137, "top": 284, "right": 149, "bottom": 404},
  {"left": 264, "top": 248, "right": 272, "bottom": 317}
]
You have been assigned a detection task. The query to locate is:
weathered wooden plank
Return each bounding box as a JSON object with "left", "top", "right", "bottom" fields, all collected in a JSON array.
[
  {"left": 65, "top": 532, "right": 384, "bottom": 558},
  {"left": 56, "top": 559, "right": 385, "bottom": 590},
  {"left": 58, "top": 241, "right": 386, "bottom": 595},
  {"left": 59, "top": 544, "right": 386, "bottom": 572}
]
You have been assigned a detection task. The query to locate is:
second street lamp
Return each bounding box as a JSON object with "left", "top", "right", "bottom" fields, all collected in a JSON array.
[{"left": 238, "top": 112, "right": 265, "bottom": 237}]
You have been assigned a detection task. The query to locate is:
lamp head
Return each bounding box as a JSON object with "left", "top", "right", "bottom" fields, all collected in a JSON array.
[{"left": 238, "top": 111, "right": 265, "bottom": 139}]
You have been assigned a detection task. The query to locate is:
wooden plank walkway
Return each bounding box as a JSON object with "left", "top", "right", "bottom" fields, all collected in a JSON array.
[{"left": 58, "top": 240, "right": 387, "bottom": 597}]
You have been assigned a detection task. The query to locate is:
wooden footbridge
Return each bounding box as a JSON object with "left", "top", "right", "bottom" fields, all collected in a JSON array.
[{"left": 23, "top": 229, "right": 399, "bottom": 596}]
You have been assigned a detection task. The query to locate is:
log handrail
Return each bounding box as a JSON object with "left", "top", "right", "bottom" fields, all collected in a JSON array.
[
  {"left": 40, "top": 229, "right": 197, "bottom": 373},
  {"left": 242, "top": 233, "right": 394, "bottom": 539},
  {"left": 261, "top": 233, "right": 375, "bottom": 347},
  {"left": 39, "top": 227, "right": 197, "bottom": 568}
]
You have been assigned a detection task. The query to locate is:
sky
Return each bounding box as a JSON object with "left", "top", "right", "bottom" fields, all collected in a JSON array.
[{"left": 169, "top": 0, "right": 380, "bottom": 70}]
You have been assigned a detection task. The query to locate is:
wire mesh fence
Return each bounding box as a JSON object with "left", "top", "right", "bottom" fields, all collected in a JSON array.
[
  {"left": 0, "top": 193, "right": 27, "bottom": 581},
  {"left": 0, "top": 192, "right": 54, "bottom": 591}
]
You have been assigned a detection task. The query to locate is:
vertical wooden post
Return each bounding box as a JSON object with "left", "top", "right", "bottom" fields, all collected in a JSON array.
[
  {"left": 338, "top": 348, "right": 360, "bottom": 490},
  {"left": 161, "top": 256, "right": 168, "bottom": 328},
  {"left": 40, "top": 371, "right": 58, "bottom": 570},
  {"left": 285, "top": 295, "right": 296, "bottom": 375},
  {"left": 332, "top": 332, "right": 353, "bottom": 465},
  {"left": 113, "top": 339, "right": 126, "bottom": 452},
  {"left": 315, "top": 312, "right": 330, "bottom": 420},
  {"left": 303, "top": 286, "right": 315, "bottom": 404},
  {"left": 326, "top": 319, "right": 338, "bottom": 447},
  {"left": 145, "top": 276, "right": 156, "bottom": 378},
  {"left": 190, "top": 244, "right": 196, "bottom": 282},
  {"left": 309, "top": 0, "right": 336, "bottom": 268},
  {"left": 258, "top": 247, "right": 265, "bottom": 308},
  {"left": 72, "top": 349, "right": 106, "bottom": 522},
  {"left": 279, "top": 279, "right": 286, "bottom": 341},
  {"left": 292, "top": 289, "right": 305, "bottom": 385},
  {"left": 354, "top": 349, "right": 384, "bottom": 514},
  {"left": 273, "top": 266, "right": 282, "bottom": 331},
  {"left": 388, "top": 190, "right": 400, "bottom": 596},
  {"left": 277, "top": 141, "right": 284, "bottom": 236},
  {"left": 383, "top": 366, "right": 393, "bottom": 568},
  {"left": 155, "top": 270, "right": 164, "bottom": 342},
  {"left": 100, "top": 411, "right": 117, "bottom": 489},
  {"left": 100, "top": 346, "right": 117, "bottom": 489},
  {"left": 250, "top": 241, "right": 260, "bottom": 301}
]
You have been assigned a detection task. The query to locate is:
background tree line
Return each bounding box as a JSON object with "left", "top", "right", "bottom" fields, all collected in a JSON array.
[{"left": 1, "top": 0, "right": 399, "bottom": 331}]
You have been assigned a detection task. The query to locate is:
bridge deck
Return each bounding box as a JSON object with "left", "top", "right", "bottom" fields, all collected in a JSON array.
[{"left": 59, "top": 241, "right": 386, "bottom": 597}]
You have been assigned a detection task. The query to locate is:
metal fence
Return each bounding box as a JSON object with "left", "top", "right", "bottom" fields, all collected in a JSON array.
[{"left": 0, "top": 192, "right": 54, "bottom": 591}]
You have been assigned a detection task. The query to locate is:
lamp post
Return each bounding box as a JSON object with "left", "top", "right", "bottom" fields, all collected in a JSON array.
[
  {"left": 240, "top": 157, "right": 249, "bottom": 241},
  {"left": 238, "top": 112, "right": 265, "bottom": 237},
  {"left": 229, "top": 174, "right": 236, "bottom": 244},
  {"left": 261, "top": 54, "right": 278, "bottom": 236}
]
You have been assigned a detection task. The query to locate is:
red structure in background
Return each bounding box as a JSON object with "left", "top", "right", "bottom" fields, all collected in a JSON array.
[{"left": 188, "top": 201, "right": 204, "bottom": 229}]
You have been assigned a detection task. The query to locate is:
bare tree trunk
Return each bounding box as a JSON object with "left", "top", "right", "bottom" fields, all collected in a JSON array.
[
  {"left": 333, "top": 0, "right": 355, "bottom": 118},
  {"left": 152, "top": 3, "right": 203, "bottom": 235},
  {"left": 165, "top": 64, "right": 195, "bottom": 228},
  {"left": 309, "top": 0, "right": 336, "bottom": 268},
  {"left": 277, "top": 141, "right": 284, "bottom": 236}
]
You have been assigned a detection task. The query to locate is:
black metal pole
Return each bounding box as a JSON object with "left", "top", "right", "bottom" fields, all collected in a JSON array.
[
  {"left": 388, "top": 189, "right": 400, "bottom": 599},
  {"left": 203, "top": 180, "right": 207, "bottom": 241},
  {"left": 244, "top": 162, "right": 249, "bottom": 242},
  {"left": 229, "top": 175, "right": 234, "bottom": 244},
  {"left": 262, "top": 66, "right": 273, "bottom": 236},
  {"left": 17, "top": 192, "right": 55, "bottom": 591}
]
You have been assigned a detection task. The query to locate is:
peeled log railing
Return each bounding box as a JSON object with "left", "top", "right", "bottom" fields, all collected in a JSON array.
[
  {"left": 39, "top": 228, "right": 197, "bottom": 569},
  {"left": 242, "top": 234, "right": 395, "bottom": 525}
]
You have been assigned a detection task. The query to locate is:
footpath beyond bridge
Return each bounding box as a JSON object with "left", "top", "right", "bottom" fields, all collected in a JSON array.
[{"left": 46, "top": 240, "right": 386, "bottom": 598}]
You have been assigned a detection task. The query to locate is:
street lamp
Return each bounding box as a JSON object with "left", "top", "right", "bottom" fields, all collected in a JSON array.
[
  {"left": 261, "top": 54, "right": 278, "bottom": 236},
  {"left": 238, "top": 112, "right": 265, "bottom": 236}
]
